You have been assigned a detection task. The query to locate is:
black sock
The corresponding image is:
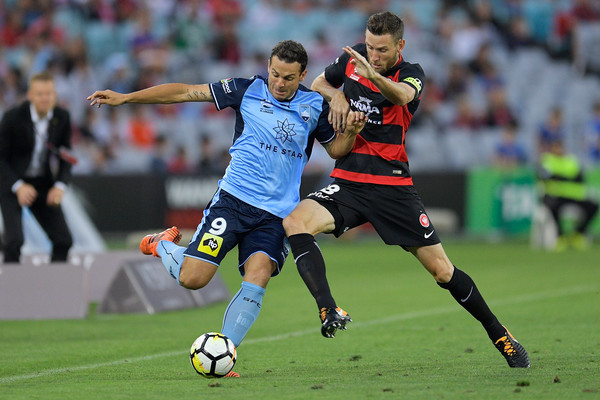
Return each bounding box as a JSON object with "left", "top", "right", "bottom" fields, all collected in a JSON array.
[
  {"left": 438, "top": 267, "right": 505, "bottom": 342},
  {"left": 288, "top": 233, "right": 336, "bottom": 310}
]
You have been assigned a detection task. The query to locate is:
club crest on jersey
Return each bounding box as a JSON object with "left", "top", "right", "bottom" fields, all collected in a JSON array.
[
  {"left": 198, "top": 233, "right": 223, "bottom": 257},
  {"left": 273, "top": 118, "right": 297, "bottom": 143},
  {"left": 419, "top": 213, "right": 430, "bottom": 228},
  {"left": 299, "top": 104, "right": 311, "bottom": 122}
]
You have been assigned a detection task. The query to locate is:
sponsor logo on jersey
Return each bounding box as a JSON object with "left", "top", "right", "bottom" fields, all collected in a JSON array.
[
  {"left": 260, "top": 99, "right": 274, "bottom": 114},
  {"left": 403, "top": 77, "right": 422, "bottom": 93},
  {"left": 221, "top": 78, "right": 235, "bottom": 94},
  {"left": 350, "top": 96, "right": 380, "bottom": 116},
  {"left": 258, "top": 142, "right": 303, "bottom": 158},
  {"left": 273, "top": 118, "right": 297, "bottom": 144},
  {"left": 419, "top": 213, "right": 430, "bottom": 228},
  {"left": 299, "top": 104, "right": 311, "bottom": 122},
  {"left": 198, "top": 232, "right": 223, "bottom": 257}
]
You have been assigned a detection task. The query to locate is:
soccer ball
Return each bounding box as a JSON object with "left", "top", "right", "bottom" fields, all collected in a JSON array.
[{"left": 189, "top": 332, "right": 237, "bottom": 378}]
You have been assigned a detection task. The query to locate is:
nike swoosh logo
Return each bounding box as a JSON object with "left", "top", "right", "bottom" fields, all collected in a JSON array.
[
  {"left": 460, "top": 286, "right": 474, "bottom": 303},
  {"left": 294, "top": 251, "right": 310, "bottom": 263},
  {"left": 424, "top": 230, "right": 435, "bottom": 239}
]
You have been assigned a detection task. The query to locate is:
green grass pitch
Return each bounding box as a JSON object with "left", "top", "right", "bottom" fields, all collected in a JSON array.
[{"left": 1, "top": 239, "right": 599, "bottom": 399}]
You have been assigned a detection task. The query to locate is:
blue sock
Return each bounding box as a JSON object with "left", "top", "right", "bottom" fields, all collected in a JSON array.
[
  {"left": 156, "top": 241, "right": 185, "bottom": 284},
  {"left": 221, "top": 281, "right": 265, "bottom": 347}
]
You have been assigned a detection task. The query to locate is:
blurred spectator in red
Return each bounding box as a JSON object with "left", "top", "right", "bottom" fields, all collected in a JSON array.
[
  {"left": 213, "top": 19, "right": 241, "bottom": 64},
  {"left": 453, "top": 95, "right": 483, "bottom": 130},
  {"left": 168, "top": 145, "right": 192, "bottom": 174},
  {"left": 127, "top": 105, "right": 156, "bottom": 149},
  {"left": 1, "top": 9, "right": 25, "bottom": 48},
  {"left": 483, "top": 86, "right": 517, "bottom": 128}
]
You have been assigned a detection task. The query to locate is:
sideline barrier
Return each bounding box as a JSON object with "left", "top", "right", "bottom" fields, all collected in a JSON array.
[
  {"left": 0, "top": 261, "right": 88, "bottom": 320},
  {"left": 0, "top": 252, "right": 230, "bottom": 319},
  {"left": 97, "top": 259, "right": 230, "bottom": 314}
]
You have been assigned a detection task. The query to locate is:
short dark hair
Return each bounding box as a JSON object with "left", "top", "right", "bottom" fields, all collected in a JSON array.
[
  {"left": 30, "top": 71, "right": 54, "bottom": 85},
  {"left": 270, "top": 40, "right": 308, "bottom": 73},
  {"left": 366, "top": 11, "right": 404, "bottom": 42}
]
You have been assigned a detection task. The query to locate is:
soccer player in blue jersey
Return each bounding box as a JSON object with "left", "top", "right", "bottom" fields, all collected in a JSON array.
[
  {"left": 88, "top": 40, "right": 366, "bottom": 377},
  {"left": 282, "top": 12, "right": 530, "bottom": 368}
]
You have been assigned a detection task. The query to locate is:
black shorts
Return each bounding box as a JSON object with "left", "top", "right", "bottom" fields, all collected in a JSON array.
[{"left": 306, "top": 179, "right": 441, "bottom": 248}]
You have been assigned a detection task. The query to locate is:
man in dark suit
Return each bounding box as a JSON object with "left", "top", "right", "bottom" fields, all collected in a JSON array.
[{"left": 0, "top": 72, "right": 73, "bottom": 263}]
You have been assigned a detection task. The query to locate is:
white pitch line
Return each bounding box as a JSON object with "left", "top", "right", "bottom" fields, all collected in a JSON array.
[{"left": 0, "top": 283, "right": 596, "bottom": 384}]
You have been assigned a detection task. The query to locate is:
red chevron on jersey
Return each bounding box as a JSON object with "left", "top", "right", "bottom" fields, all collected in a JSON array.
[{"left": 331, "top": 169, "right": 414, "bottom": 185}]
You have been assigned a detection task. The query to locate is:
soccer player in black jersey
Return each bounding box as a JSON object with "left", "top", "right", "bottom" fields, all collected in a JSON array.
[{"left": 283, "top": 11, "right": 530, "bottom": 368}]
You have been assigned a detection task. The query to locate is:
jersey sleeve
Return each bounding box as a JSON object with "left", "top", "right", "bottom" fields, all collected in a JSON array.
[
  {"left": 209, "top": 76, "right": 255, "bottom": 110},
  {"left": 323, "top": 49, "right": 352, "bottom": 88},
  {"left": 314, "top": 99, "right": 336, "bottom": 144},
  {"left": 398, "top": 63, "right": 425, "bottom": 103}
]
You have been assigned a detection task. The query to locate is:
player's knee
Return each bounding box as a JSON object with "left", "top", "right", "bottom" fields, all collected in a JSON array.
[
  {"left": 426, "top": 258, "right": 454, "bottom": 283},
  {"left": 433, "top": 266, "right": 454, "bottom": 284},
  {"left": 178, "top": 262, "right": 211, "bottom": 290},
  {"left": 243, "top": 268, "right": 272, "bottom": 289},
  {"left": 282, "top": 212, "right": 304, "bottom": 235},
  {"left": 179, "top": 271, "right": 208, "bottom": 290}
]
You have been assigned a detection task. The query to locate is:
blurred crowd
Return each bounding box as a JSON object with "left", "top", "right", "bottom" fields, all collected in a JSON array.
[{"left": 1, "top": 0, "right": 600, "bottom": 176}]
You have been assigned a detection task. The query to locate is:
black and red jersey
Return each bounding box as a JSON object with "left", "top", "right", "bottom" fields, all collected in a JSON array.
[{"left": 324, "top": 43, "right": 425, "bottom": 185}]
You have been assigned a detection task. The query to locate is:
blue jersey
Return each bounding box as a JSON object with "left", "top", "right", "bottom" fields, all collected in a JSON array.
[{"left": 209, "top": 76, "right": 335, "bottom": 218}]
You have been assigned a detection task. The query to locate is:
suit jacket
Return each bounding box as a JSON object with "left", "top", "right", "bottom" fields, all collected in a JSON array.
[{"left": 0, "top": 101, "right": 72, "bottom": 194}]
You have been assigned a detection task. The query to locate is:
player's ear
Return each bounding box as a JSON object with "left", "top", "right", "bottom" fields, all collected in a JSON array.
[
  {"left": 397, "top": 39, "right": 406, "bottom": 53},
  {"left": 299, "top": 69, "right": 308, "bottom": 82}
]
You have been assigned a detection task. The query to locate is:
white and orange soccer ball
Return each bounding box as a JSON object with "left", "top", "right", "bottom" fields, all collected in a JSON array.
[{"left": 189, "top": 332, "right": 237, "bottom": 378}]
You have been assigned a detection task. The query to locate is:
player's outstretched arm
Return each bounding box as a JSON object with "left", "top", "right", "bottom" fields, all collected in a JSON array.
[
  {"left": 323, "top": 111, "right": 366, "bottom": 159},
  {"left": 87, "top": 83, "right": 212, "bottom": 108}
]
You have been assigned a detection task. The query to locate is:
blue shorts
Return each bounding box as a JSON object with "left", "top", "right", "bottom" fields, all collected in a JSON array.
[{"left": 184, "top": 189, "right": 288, "bottom": 277}]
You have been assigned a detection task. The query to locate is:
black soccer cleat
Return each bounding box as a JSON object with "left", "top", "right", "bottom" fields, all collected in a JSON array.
[
  {"left": 320, "top": 307, "right": 352, "bottom": 338},
  {"left": 494, "top": 326, "right": 531, "bottom": 368}
]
